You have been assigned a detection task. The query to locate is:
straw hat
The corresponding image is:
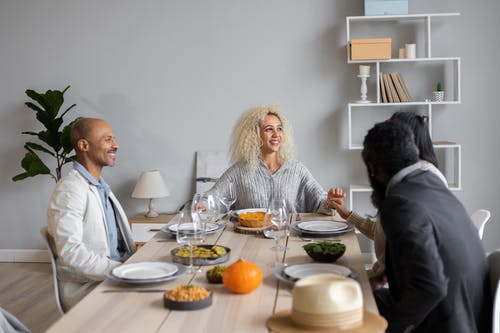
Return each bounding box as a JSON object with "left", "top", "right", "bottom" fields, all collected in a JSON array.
[{"left": 267, "top": 274, "right": 387, "bottom": 333}]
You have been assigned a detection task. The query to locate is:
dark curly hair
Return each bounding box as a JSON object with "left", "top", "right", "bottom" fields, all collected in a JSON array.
[
  {"left": 362, "top": 121, "right": 419, "bottom": 179},
  {"left": 389, "top": 111, "right": 438, "bottom": 167}
]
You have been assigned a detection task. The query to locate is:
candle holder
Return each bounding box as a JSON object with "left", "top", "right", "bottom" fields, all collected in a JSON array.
[{"left": 357, "top": 74, "right": 371, "bottom": 103}]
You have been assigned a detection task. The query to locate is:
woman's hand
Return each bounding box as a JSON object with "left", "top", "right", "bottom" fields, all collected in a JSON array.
[{"left": 326, "top": 187, "right": 351, "bottom": 219}]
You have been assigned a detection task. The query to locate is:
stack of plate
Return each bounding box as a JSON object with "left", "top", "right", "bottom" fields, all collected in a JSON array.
[
  {"left": 160, "top": 222, "right": 223, "bottom": 237},
  {"left": 273, "top": 263, "right": 356, "bottom": 284},
  {"left": 109, "top": 262, "right": 185, "bottom": 284},
  {"left": 291, "top": 220, "right": 352, "bottom": 237}
]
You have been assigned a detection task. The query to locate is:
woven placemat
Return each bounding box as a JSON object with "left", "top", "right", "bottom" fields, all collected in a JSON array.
[{"left": 233, "top": 223, "right": 264, "bottom": 235}]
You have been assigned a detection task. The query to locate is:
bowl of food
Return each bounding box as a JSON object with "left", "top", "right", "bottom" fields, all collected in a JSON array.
[
  {"left": 238, "top": 211, "right": 266, "bottom": 228},
  {"left": 163, "top": 285, "right": 212, "bottom": 310},
  {"left": 171, "top": 245, "right": 230, "bottom": 266},
  {"left": 303, "top": 242, "right": 346, "bottom": 263},
  {"left": 206, "top": 265, "right": 226, "bottom": 284}
]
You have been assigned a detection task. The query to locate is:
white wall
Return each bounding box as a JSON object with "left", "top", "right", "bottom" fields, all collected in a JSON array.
[{"left": 1, "top": 0, "right": 499, "bottom": 253}]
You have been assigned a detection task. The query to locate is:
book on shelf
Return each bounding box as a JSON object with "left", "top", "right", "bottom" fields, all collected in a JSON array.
[
  {"left": 379, "top": 72, "right": 388, "bottom": 103},
  {"left": 378, "top": 72, "right": 413, "bottom": 103},
  {"left": 381, "top": 73, "right": 390, "bottom": 102},
  {"left": 390, "top": 73, "right": 408, "bottom": 102},
  {"left": 396, "top": 73, "right": 413, "bottom": 102},
  {"left": 384, "top": 73, "right": 399, "bottom": 103}
]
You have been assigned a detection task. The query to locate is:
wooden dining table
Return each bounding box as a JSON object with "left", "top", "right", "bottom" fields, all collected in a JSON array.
[{"left": 45, "top": 213, "right": 378, "bottom": 333}]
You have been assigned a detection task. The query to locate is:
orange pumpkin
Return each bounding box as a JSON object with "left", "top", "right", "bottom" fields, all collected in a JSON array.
[{"left": 222, "top": 259, "right": 263, "bottom": 294}]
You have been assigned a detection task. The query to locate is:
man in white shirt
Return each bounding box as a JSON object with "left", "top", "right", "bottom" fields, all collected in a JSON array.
[{"left": 47, "top": 118, "right": 135, "bottom": 310}]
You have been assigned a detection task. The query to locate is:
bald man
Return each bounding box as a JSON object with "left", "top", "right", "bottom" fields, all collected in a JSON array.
[{"left": 47, "top": 118, "right": 135, "bottom": 311}]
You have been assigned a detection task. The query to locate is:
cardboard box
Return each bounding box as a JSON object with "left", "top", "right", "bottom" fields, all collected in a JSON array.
[
  {"left": 350, "top": 38, "right": 392, "bottom": 60},
  {"left": 364, "top": 0, "right": 408, "bottom": 16}
]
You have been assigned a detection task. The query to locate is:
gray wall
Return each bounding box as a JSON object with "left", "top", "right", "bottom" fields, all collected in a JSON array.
[{"left": 1, "top": 0, "right": 499, "bottom": 252}]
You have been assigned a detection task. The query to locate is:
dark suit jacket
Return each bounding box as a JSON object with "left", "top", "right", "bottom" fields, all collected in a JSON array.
[{"left": 380, "top": 170, "right": 491, "bottom": 333}]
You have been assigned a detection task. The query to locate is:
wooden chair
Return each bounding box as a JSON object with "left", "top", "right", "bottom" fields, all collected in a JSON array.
[
  {"left": 40, "top": 227, "right": 66, "bottom": 315},
  {"left": 471, "top": 209, "right": 491, "bottom": 239},
  {"left": 488, "top": 249, "right": 500, "bottom": 333}
]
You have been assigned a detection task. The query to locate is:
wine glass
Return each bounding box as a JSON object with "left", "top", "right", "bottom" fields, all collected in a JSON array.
[
  {"left": 218, "top": 182, "right": 236, "bottom": 223},
  {"left": 192, "top": 193, "right": 218, "bottom": 229},
  {"left": 263, "top": 198, "right": 288, "bottom": 267},
  {"left": 175, "top": 209, "right": 205, "bottom": 274}
]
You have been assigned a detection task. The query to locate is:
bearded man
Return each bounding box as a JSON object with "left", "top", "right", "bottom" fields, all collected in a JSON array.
[{"left": 362, "top": 120, "right": 491, "bottom": 333}]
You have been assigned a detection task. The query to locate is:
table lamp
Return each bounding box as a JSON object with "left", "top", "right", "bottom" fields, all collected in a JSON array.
[{"left": 132, "top": 170, "right": 170, "bottom": 218}]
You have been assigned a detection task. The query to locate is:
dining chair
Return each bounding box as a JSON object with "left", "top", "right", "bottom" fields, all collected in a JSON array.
[
  {"left": 40, "top": 227, "right": 66, "bottom": 315},
  {"left": 195, "top": 151, "right": 228, "bottom": 193},
  {"left": 470, "top": 209, "right": 491, "bottom": 239},
  {"left": 488, "top": 249, "right": 500, "bottom": 333}
]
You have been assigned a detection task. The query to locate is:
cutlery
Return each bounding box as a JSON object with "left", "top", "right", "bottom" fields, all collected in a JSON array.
[{"left": 103, "top": 289, "right": 166, "bottom": 293}]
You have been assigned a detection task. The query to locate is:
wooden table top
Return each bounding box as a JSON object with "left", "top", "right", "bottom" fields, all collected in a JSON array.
[{"left": 45, "top": 213, "right": 377, "bottom": 333}]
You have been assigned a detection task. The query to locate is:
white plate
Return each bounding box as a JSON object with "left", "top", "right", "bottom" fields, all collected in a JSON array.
[
  {"left": 283, "top": 263, "right": 351, "bottom": 280},
  {"left": 108, "top": 263, "right": 186, "bottom": 284},
  {"left": 167, "top": 222, "right": 219, "bottom": 233},
  {"left": 273, "top": 265, "right": 358, "bottom": 285},
  {"left": 297, "top": 221, "right": 348, "bottom": 233},
  {"left": 112, "top": 262, "right": 178, "bottom": 280}
]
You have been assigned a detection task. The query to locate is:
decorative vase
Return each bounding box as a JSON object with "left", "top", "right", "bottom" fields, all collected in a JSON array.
[{"left": 431, "top": 91, "right": 444, "bottom": 102}]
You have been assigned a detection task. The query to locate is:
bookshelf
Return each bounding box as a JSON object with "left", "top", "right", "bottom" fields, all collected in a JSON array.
[{"left": 345, "top": 13, "right": 462, "bottom": 214}]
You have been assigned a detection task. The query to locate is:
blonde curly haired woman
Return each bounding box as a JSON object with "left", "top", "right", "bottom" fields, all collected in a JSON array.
[{"left": 208, "top": 105, "right": 336, "bottom": 214}]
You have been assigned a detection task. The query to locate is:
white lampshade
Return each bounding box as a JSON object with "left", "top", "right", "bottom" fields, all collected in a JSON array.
[{"left": 132, "top": 170, "right": 170, "bottom": 218}]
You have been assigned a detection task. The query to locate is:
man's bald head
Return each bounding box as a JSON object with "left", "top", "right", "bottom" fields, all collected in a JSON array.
[{"left": 70, "top": 118, "right": 108, "bottom": 151}]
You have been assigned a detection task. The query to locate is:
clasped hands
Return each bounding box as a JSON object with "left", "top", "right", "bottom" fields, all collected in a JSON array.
[{"left": 326, "top": 187, "right": 352, "bottom": 220}]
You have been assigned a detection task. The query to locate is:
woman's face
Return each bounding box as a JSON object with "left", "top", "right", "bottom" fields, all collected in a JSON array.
[{"left": 259, "top": 114, "right": 283, "bottom": 155}]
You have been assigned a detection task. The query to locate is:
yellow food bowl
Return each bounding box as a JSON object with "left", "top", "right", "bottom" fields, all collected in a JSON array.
[{"left": 238, "top": 211, "right": 266, "bottom": 228}]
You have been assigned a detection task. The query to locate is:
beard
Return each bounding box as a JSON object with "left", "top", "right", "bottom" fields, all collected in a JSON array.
[{"left": 368, "top": 174, "right": 386, "bottom": 209}]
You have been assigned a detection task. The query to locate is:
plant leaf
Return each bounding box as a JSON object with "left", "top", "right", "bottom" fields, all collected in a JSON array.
[
  {"left": 21, "top": 131, "right": 39, "bottom": 136},
  {"left": 60, "top": 103, "right": 77, "bottom": 119},
  {"left": 12, "top": 151, "right": 51, "bottom": 182},
  {"left": 64, "top": 154, "right": 76, "bottom": 164},
  {"left": 25, "top": 102, "right": 44, "bottom": 113},
  {"left": 26, "top": 89, "right": 51, "bottom": 113},
  {"left": 24, "top": 142, "right": 55, "bottom": 157},
  {"left": 60, "top": 117, "right": 80, "bottom": 155}
]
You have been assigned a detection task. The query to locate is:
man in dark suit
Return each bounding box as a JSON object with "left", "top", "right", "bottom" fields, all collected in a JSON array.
[{"left": 362, "top": 121, "right": 491, "bottom": 333}]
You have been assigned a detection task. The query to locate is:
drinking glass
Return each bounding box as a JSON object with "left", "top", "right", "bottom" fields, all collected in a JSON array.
[
  {"left": 192, "top": 193, "right": 218, "bottom": 228},
  {"left": 263, "top": 199, "right": 288, "bottom": 267},
  {"left": 219, "top": 182, "right": 237, "bottom": 223},
  {"left": 175, "top": 209, "right": 205, "bottom": 274}
]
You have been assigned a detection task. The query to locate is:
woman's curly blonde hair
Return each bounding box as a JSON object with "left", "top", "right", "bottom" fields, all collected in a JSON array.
[{"left": 229, "top": 105, "right": 295, "bottom": 172}]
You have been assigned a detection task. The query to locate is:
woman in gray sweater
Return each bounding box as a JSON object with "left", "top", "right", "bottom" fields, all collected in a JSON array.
[{"left": 208, "top": 105, "right": 336, "bottom": 214}]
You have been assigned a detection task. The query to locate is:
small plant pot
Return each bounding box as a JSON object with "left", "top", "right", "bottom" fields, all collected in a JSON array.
[{"left": 431, "top": 91, "right": 445, "bottom": 102}]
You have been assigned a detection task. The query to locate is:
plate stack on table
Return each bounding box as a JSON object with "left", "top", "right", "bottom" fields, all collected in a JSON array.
[
  {"left": 291, "top": 220, "right": 352, "bottom": 238},
  {"left": 108, "top": 262, "right": 186, "bottom": 284},
  {"left": 160, "top": 222, "right": 224, "bottom": 237},
  {"left": 273, "top": 263, "right": 358, "bottom": 285}
]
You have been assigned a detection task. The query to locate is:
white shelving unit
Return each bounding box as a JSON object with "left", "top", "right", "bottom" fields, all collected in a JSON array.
[{"left": 346, "top": 13, "right": 462, "bottom": 213}]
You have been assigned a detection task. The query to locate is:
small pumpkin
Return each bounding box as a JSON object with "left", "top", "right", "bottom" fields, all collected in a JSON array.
[{"left": 222, "top": 259, "right": 263, "bottom": 294}]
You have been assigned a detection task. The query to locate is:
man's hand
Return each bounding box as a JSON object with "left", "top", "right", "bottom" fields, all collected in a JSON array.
[{"left": 327, "top": 187, "right": 351, "bottom": 219}]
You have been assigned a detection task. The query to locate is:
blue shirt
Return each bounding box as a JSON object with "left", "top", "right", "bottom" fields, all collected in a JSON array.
[{"left": 74, "top": 162, "right": 123, "bottom": 260}]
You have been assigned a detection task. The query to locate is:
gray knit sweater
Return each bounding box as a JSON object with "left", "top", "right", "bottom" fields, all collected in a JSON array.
[{"left": 207, "top": 160, "right": 329, "bottom": 214}]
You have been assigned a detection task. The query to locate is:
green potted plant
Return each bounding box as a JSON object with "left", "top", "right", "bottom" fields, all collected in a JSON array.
[
  {"left": 12, "top": 86, "right": 80, "bottom": 183},
  {"left": 431, "top": 82, "right": 445, "bottom": 102}
]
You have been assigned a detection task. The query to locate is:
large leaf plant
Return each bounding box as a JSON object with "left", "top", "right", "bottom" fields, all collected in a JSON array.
[{"left": 12, "top": 86, "right": 80, "bottom": 182}]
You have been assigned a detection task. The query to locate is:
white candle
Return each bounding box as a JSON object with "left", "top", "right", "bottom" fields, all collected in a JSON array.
[
  {"left": 359, "top": 65, "right": 370, "bottom": 76},
  {"left": 405, "top": 44, "right": 416, "bottom": 59}
]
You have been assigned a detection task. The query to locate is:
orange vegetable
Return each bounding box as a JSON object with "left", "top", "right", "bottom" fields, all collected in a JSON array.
[{"left": 222, "top": 259, "right": 263, "bottom": 294}]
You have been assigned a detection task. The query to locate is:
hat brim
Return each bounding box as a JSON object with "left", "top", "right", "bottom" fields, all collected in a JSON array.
[{"left": 267, "top": 310, "right": 387, "bottom": 333}]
